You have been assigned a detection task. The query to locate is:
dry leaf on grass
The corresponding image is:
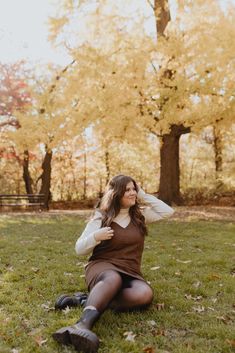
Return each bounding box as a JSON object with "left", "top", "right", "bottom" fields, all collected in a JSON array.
[
  {"left": 31, "top": 267, "right": 40, "bottom": 273},
  {"left": 192, "top": 305, "right": 205, "bottom": 313},
  {"left": 176, "top": 259, "right": 192, "bottom": 264},
  {"left": 41, "top": 302, "right": 54, "bottom": 312},
  {"left": 230, "top": 268, "right": 235, "bottom": 277},
  {"left": 147, "top": 320, "right": 157, "bottom": 326},
  {"left": 76, "top": 261, "right": 84, "bottom": 266},
  {"left": 62, "top": 306, "right": 71, "bottom": 315},
  {"left": 123, "top": 331, "right": 136, "bottom": 342},
  {"left": 185, "top": 294, "right": 203, "bottom": 301},
  {"left": 175, "top": 271, "right": 181, "bottom": 276},
  {"left": 64, "top": 272, "right": 73, "bottom": 276},
  {"left": 34, "top": 335, "right": 48, "bottom": 347},
  {"left": 154, "top": 303, "right": 165, "bottom": 310},
  {"left": 225, "top": 339, "right": 235, "bottom": 348},
  {"left": 150, "top": 266, "right": 161, "bottom": 270},
  {"left": 143, "top": 346, "right": 155, "bottom": 353},
  {"left": 193, "top": 281, "right": 201, "bottom": 288},
  {"left": 154, "top": 329, "right": 166, "bottom": 336},
  {"left": 208, "top": 273, "right": 221, "bottom": 280},
  {"left": 216, "top": 315, "right": 232, "bottom": 324}
]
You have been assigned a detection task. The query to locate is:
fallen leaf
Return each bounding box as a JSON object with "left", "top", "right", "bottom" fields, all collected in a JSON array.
[
  {"left": 230, "top": 268, "right": 235, "bottom": 277},
  {"left": 193, "top": 281, "right": 201, "bottom": 288},
  {"left": 41, "top": 302, "right": 54, "bottom": 312},
  {"left": 80, "top": 274, "right": 85, "bottom": 278},
  {"left": 76, "top": 262, "right": 84, "bottom": 266},
  {"left": 64, "top": 272, "right": 73, "bottom": 276},
  {"left": 176, "top": 259, "right": 192, "bottom": 264},
  {"left": 208, "top": 273, "right": 221, "bottom": 280},
  {"left": 225, "top": 339, "right": 235, "bottom": 348},
  {"left": 62, "top": 306, "right": 71, "bottom": 315},
  {"left": 154, "top": 329, "right": 166, "bottom": 336},
  {"left": 192, "top": 305, "right": 205, "bottom": 313},
  {"left": 123, "top": 331, "right": 136, "bottom": 342},
  {"left": 216, "top": 315, "right": 232, "bottom": 324},
  {"left": 175, "top": 271, "right": 181, "bottom": 276},
  {"left": 155, "top": 303, "right": 165, "bottom": 311},
  {"left": 143, "top": 346, "right": 155, "bottom": 353},
  {"left": 31, "top": 267, "right": 40, "bottom": 273},
  {"left": 185, "top": 294, "right": 203, "bottom": 301},
  {"left": 11, "top": 349, "right": 21, "bottom": 353},
  {"left": 150, "top": 266, "right": 161, "bottom": 271},
  {"left": 34, "top": 335, "right": 48, "bottom": 347},
  {"left": 147, "top": 320, "right": 157, "bottom": 327}
]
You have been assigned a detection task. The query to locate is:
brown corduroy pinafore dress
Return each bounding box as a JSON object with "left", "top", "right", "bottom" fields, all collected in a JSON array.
[{"left": 85, "top": 220, "right": 146, "bottom": 290}]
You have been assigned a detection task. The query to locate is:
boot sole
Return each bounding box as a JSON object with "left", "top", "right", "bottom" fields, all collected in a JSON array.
[
  {"left": 52, "top": 326, "right": 71, "bottom": 345},
  {"left": 70, "top": 327, "right": 99, "bottom": 353}
]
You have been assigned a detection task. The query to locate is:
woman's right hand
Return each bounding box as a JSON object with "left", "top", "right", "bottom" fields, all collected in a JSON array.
[{"left": 94, "top": 227, "right": 114, "bottom": 241}]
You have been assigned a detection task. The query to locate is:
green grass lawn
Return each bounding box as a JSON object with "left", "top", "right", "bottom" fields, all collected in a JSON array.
[{"left": 0, "top": 214, "right": 234, "bottom": 353}]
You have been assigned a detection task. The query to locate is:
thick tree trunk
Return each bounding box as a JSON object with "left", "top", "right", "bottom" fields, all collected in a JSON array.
[
  {"left": 23, "top": 150, "right": 33, "bottom": 195},
  {"left": 39, "top": 148, "right": 53, "bottom": 209},
  {"left": 159, "top": 124, "right": 190, "bottom": 205},
  {"left": 152, "top": 1, "right": 192, "bottom": 205}
]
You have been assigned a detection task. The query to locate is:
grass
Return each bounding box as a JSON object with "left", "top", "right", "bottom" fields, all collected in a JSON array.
[{"left": 0, "top": 214, "right": 234, "bottom": 353}]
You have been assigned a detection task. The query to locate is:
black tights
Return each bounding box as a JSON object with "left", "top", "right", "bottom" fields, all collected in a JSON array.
[{"left": 85, "top": 270, "right": 153, "bottom": 313}]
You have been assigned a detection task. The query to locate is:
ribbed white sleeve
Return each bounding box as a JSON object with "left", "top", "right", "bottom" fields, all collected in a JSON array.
[
  {"left": 75, "top": 211, "right": 102, "bottom": 255},
  {"left": 137, "top": 188, "right": 175, "bottom": 223}
]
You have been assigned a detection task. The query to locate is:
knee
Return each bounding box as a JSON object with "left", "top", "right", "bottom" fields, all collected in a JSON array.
[
  {"left": 137, "top": 285, "right": 154, "bottom": 306},
  {"left": 98, "top": 270, "right": 122, "bottom": 288}
]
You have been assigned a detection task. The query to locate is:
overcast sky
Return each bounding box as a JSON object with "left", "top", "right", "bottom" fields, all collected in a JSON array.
[
  {"left": 0, "top": 0, "right": 70, "bottom": 65},
  {"left": 0, "top": 0, "right": 233, "bottom": 66}
]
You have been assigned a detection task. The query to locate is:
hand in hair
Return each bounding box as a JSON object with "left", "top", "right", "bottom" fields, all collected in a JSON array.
[{"left": 94, "top": 227, "right": 114, "bottom": 242}]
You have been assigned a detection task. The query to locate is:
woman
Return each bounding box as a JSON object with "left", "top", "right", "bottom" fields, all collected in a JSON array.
[{"left": 52, "top": 174, "right": 174, "bottom": 353}]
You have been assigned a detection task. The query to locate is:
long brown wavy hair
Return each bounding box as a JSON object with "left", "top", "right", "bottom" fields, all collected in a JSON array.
[{"left": 98, "top": 174, "right": 147, "bottom": 236}]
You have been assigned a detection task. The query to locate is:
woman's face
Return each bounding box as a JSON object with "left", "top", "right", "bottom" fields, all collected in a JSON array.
[{"left": 120, "top": 181, "right": 137, "bottom": 208}]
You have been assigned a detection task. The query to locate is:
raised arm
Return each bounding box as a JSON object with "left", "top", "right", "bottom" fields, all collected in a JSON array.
[{"left": 138, "top": 188, "right": 174, "bottom": 223}]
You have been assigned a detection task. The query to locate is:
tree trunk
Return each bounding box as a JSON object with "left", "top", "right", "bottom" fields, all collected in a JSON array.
[
  {"left": 213, "top": 124, "right": 223, "bottom": 189},
  {"left": 23, "top": 150, "right": 34, "bottom": 202},
  {"left": 154, "top": 0, "right": 171, "bottom": 36},
  {"left": 83, "top": 150, "right": 87, "bottom": 199},
  {"left": 39, "top": 147, "right": 53, "bottom": 209},
  {"left": 152, "top": 1, "right": 192, "bottom": 205},
  {"left": 105, "top": 149, "right": 110, "bottom": 185},
  {"left": 159, "top": 124, "right": 190, "bottom": 205}
]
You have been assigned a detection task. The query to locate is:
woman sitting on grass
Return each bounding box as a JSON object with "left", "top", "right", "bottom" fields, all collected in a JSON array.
[{"left": 52, "top": 174, "right": 174, "bottom": 353}]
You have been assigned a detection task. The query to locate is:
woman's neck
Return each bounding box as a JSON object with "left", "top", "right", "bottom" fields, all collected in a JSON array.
[{"left": 119, "top": 207, "right": 130, "bottom": 213}]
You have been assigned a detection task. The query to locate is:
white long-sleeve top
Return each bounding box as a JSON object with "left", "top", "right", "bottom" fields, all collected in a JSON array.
[{"left": 75, "top": 189, "right": 174, "bottom": 256}]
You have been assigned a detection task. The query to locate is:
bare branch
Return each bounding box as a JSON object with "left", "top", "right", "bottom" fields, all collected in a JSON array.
[{"left": 146, "top": 0, "right": 155, "bottom": 10}]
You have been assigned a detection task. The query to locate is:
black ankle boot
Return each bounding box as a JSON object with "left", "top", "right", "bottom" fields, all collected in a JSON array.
[
  {"left": 52, "top": 308, "right": 100, "bottom": 353},
  {"left": 55, "top": 292, "right": 88, "bottom": 310}
]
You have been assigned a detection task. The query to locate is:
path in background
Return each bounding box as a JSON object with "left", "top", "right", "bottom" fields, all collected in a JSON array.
[{"left": 0, "top": 206, "right": 234, "bottom": 221}]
